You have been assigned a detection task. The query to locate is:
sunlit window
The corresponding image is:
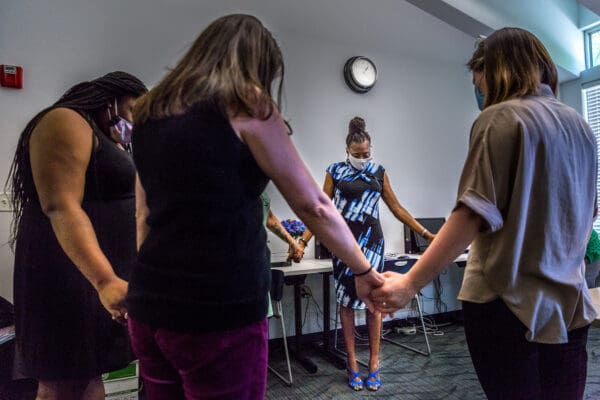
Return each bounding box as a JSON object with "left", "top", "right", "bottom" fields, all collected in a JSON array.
[
  {"left": 587, "top": 28, "right": 600, "bottom": 69},
  {"left": 583, "top": 83, "right": 600, "bottom": 231}
]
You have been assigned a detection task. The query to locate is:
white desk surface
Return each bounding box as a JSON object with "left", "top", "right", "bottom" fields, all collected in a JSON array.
[
  {"left": 272, "top": 253, "right": 468, "bottom": 277},
  {"left": 406, "top": 252, "right": 469, "bottom": 263},
  {"left": 272, "top": 259, "right": 332, "bottom": 276}
]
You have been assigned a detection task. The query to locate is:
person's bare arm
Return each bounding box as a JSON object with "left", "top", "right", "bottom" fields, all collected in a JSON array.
[
  {"left": 381, "top": 172, "right": 435, "bottom": 242},
  {"left": 29, "top": 108, "right": 127, "bottom": 319},
  {"left": 230, "top": 110, "right": 383, "bottom": 308},
  {"left": 266, "top": 209, "right": 304, "bottom": 262},
  {"left": 297, "top": 173, "right": 334, "bottom": 251},
  {"left": 371, "top": 205, "right": 483, "bottom": 312},
  {"left": 266, "top": 209, "right": 294, "bottom": 243},
  {"left": 135, "top": 175, "right": 151, "bottom": 250}
]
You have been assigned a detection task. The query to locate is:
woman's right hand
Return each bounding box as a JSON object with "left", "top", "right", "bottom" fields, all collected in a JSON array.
[
  {"left": 355, "top": 269, "right": 385, "bottom": 313},
  {"left": 97, "top": 276, "right": 129, "bottom": 324}
]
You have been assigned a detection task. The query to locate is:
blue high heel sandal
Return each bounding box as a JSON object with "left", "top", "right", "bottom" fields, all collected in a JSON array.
[
  {"left": 347, "top": 368, "right": 363, "bottom": 391},
  {"left": 366, "top": 369, "right": 381, "bottom": 391}
]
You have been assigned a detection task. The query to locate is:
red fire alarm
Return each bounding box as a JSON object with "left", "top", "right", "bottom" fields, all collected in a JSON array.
[{"left": 0, "top": 65, "right": 24, "bottom": 89}]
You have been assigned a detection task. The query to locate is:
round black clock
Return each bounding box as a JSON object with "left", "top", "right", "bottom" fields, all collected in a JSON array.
[{"left": 343, "top": 56, "right": 377, "bottom": 93}]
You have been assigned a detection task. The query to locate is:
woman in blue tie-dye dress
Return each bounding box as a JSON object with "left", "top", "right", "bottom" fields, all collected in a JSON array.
[{"left": 298, "top": 117, "right": 435, "bottom": 392}]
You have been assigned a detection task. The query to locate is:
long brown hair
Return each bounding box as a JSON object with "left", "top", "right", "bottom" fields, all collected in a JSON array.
[
  {"left": 466, "top": 39, "right": 484, "bottom": 73},
  {"left": 134, "top": 14, "right": 284, "bottom": 123},
  {"left": 483, "top": 27, "right": 557, "bottom": 108}
]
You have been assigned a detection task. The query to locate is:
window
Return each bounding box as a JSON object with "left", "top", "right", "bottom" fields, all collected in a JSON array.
[
  {"left": 586, "top": 27, "right": 600, "bottom": 69},
  {"left": 583, "top": 83, "right": 600, "bottom": 232}
]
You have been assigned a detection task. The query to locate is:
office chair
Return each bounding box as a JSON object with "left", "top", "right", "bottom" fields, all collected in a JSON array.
[
  {"left": 267, "top": 269, "right": 293, "bottom": 385},
  {"left": 332, "top": 258, "right": 431, "bottom": 362},
  {"left": 380, "top": 257, "right": 431, "bottom": 356}
]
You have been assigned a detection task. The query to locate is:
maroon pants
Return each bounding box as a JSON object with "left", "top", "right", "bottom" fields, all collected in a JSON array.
[
  {"left": 463, "top": 299, "right": 589, "bottom": 400},
  {"left": 128, "top": 318, "right": 268, "bottom": 400}
]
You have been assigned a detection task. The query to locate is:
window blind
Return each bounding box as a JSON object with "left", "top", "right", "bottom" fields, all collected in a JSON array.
[{"left": 583, "top": 83, "right": 600, "bottom": 232}]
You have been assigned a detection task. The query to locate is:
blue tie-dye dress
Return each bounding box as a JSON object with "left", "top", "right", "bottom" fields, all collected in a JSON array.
[{"left": 327, "top": 161, "right": 385, "bottom": 309}]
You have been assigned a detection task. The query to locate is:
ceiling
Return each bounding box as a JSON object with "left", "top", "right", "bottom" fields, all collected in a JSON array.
[{"left": 578, "top": 0, "right": 600, "bottom": 18}]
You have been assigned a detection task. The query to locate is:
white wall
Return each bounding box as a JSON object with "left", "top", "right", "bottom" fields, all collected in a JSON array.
[
  {"left": 0, "top": 0, "right": 479, "bottom": 335},
  {"left": 560, "top": 79, "right": 584, "bottom": 113}
]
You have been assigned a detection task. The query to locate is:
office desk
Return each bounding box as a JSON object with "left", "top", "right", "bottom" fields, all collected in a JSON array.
[
  {"left": 272, "top": 254, "right": 469, "bottom": 373},
  {"left": 272, "top": 259, "right": 332, "bottom": 373},
  {"left": 405, "top": 252, "right": 468, "bottom": 266}
]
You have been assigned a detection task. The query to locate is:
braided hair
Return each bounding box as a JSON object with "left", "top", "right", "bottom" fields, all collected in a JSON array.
[
  {"left": 346, "top": 116, "right": 371, "bottom": 147},
  {"left": 5, "top": 71, "right": 147, "bottom": 247}
]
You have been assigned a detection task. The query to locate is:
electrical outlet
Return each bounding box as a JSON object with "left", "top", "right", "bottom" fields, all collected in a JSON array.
[{"left": 0, "top": 193, "right": 12, "bottom": 212}]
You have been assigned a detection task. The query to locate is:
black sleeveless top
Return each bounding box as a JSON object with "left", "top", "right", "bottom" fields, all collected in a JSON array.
[
  {"left": 13, "top": 111, "right": 136, "bottom": 379},
  {"left": 127, "top": 101, "right": 269, "bottom": 333}
]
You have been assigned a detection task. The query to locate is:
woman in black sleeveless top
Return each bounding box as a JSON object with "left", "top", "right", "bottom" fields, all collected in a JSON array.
[
  {"left": 7, "top": 72, "right": 146, "bottom": 400},
  {"left": 129, "top": 14, "right": 383, "bottom": 400}
]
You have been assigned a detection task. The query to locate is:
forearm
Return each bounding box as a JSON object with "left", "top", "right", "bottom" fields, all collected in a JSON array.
[
  {"left": 300, "top": 228, "right": 313, "bottom": 244},
  {"left": 135, "top": 176, "right": 150, "bottom": 250},
  {"left": 405, "top": 205, "right": 481, "bottom": 290},
  {"left": 293, "top": 196, "right": 370, "bottom": 274},
  {"left": 136, "top": 216, "right": 150, "bottom": 250},
  {"left": 46, "top": 207, "right": 117, "bottom": 290},
  {"left": 391, "top": 206, "right": 428, "bottom": 235},
  {"left": 267, "top": 219, "right": 296, "bottom": 245}
]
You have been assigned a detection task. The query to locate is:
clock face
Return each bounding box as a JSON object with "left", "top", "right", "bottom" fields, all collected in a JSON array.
[
  {"left": 344, "top": 56, "right": 377, "bottom": 93},
  {"left": 351, "top": 58, "right": 376, "bottom": 87}
]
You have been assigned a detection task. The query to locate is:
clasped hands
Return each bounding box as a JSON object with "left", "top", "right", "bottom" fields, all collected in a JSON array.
[
  {"left": 355, "top": 269, "right": 418, "bottom": 315},
  {"left": 287, "top": 239, "right": 305, "bottom": 263}
]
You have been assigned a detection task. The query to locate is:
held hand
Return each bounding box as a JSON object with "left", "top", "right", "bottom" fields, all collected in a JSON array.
[
  {"left": 370, "top": 271, "right": 418, "bottom": 316},
  {"left": 97, "top": 276, "right": 129, "bottom": 325},
  {"left": 288, "top": 242, "right": 305, "bottom": 263},
  {"left": 296, "top": 239, "right": 307, "bottom": 251},
  {"left": 354, "top": 269, "right": 385, "bottom": 313}
]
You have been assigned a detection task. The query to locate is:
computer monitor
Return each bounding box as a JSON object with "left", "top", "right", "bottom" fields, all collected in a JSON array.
[{"left": 404, "top": 217, "right": 446, "bottom": 254}]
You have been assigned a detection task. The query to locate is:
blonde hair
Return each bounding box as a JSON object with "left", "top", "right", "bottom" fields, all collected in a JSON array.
[
  {"left": 134, "top": 14, "right": 284, "bottom": 123},
  {"left": 483, "top": 27, "right": 557, "bottom": 108}
]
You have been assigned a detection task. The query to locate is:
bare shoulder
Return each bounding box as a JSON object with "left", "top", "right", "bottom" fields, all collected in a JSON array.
[
  {"left": 36, "top": 107, "right": 91, "bottom": 131},
  {"left": 228, "top": 106, "right": 284, "bottom": 141},
  {"left": 32, "top": 107, "right": 93, "bottom": 144}
]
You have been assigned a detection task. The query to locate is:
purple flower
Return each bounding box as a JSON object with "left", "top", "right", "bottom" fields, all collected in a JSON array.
[{"left": 281, "top": 219, "right": 306, "bottom": 238}]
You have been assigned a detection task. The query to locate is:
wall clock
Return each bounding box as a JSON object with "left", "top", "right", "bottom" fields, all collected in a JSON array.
[{"left": 343, "top": 56, "right": 377, "bottom": 93}]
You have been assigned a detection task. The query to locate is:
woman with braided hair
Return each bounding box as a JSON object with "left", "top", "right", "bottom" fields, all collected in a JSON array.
[{"left": 7, "top": 71, "right": 147, "bottom": 400}]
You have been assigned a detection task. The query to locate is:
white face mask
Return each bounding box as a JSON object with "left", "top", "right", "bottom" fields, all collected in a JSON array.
[{"left": 348, "top": 154, "right": 373, "bottom": 170}]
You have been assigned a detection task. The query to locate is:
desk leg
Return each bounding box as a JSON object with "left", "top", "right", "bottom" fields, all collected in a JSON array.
[
  {"left": 313, "top": 272, "right": 346, "bottom": 370},
  {"left": 286, "top": 276, "right": 318, "bottom": 374}
]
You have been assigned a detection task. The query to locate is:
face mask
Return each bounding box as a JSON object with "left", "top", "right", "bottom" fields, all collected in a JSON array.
[
  {"left": 474, "top": 86, "right": 485, "bottom": 111},
  {"left": 110, "top": 117, "right": 133, "bottom": 145},
  {"left": 348, "top": 154, "right": 372, "bottom": 171},
  {"left": 108, "top": 99, "right": 133, "bottom": 145}
]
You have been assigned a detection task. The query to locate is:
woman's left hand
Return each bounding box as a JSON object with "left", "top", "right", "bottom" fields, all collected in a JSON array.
[
  {"left": 97, "top": 276, "right": 129, "bottom": 325},
  {"left": 370, "top": 271, "right": 418, "bottom": 315}
]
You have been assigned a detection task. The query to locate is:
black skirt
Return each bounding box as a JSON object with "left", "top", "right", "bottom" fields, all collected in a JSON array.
[{"left": 13, "top": 198, "right": 136, "bottom": 380}]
